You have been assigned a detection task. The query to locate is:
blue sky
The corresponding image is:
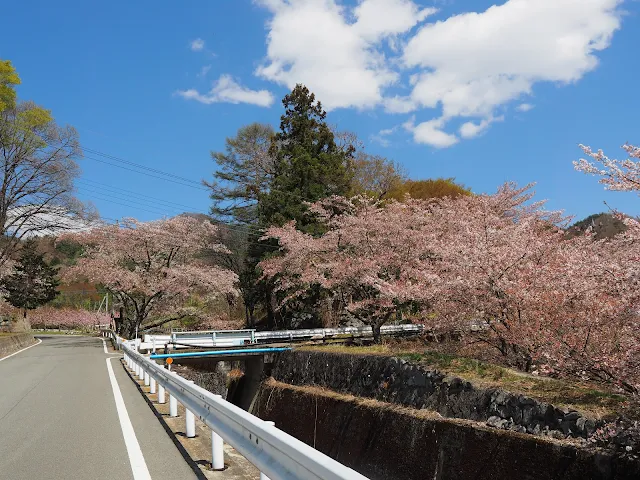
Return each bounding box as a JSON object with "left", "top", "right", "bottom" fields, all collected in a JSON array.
[{"left": 3, "top": 0, "right": 639, "bottom": 223}]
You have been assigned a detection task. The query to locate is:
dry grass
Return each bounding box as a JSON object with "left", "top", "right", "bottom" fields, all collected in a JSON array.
[
  {"left": 228, "top": 368, "right": 245, "bottom": 379},
  {"left": 299, "top": 343, "right": 629, "bottom": 418}
]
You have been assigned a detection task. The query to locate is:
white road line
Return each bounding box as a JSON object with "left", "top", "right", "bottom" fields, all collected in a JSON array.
[
  {"left": 101, "top": 338, "right": 121, "bottom": 355},
  {"left": 0, "top": 338, "right": 42, "bottom": 362},
  {"left": 106, "top": 357, "right": 152, "bottom": 480}
]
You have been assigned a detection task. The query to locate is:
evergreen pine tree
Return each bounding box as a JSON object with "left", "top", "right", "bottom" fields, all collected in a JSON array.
[
  {"left": 254, "top": 85, "right": 355, "bottom": 328},
  {"left": 258, "top": 84, "right": 354, "bottom": 233},
  {"left": 2, "top": 240, "right": 59, "bottom": 318}
]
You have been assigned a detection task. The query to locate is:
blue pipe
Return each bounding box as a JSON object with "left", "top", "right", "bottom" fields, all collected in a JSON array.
[{"left": 149, "top": 347, "right": 291, "bottom": 359}]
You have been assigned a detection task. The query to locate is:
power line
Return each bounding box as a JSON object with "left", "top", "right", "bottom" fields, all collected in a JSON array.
[
  {"left": 81, "top": 153, "right": 209, "bottom": 191},
  {"left": 73, "top": 186, "right": 281, "bottom": 249},
  {"left": 82, "top": 147, "right": 204, "bottom": 187},
  {"left": 75, "top": 174, "right": 264, "bottom": 235},
  {"left": 76, "top": 187, "right": 178, "bottom": 217},
  {"left": 77, "top": 178, "right": 203, "bottom": 212},
  {"left": 71, "top": 145, "right": 290, "bottom": 249},
  {"left": 76, "top": 185, "right": 184, "bottom": 216}
]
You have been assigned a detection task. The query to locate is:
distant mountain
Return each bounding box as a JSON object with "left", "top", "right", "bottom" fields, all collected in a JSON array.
[
  {"left": 6, "top": 206, "right": 103, "bottom": 238},
  {"left": 567, "top": 213, "right": 628, "bottom": 240}
]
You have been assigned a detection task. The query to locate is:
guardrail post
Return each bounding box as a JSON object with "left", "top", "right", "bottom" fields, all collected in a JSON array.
[
  {"left": 144, "top": 370, "right": 150, "bottom": 387},
  {"left": 169, "top": 393, "right": 178, "bottom": 417},
  {"left": 186, "top": 408, "right": 195, "bottom": 437},
  {"left": 259, "top": 421, "right": 276, "bottom": 480},
  {"left": 150, "top": 375, "right": 156, "bottom": 394},
  {"left": 211, "top": 395, "right": 224, "bottom": 470},
  {"left": 138, "top": 365, "right": 145, "bottom": 381},
  {"left": 157, "top": 365, "right": 166, "bottom": 404},
  {"left": 185, "top": 380, "right": 196, "bottom": 438},
  {"left": 158, "top": 381, "right": 165, "bottom": 403}
]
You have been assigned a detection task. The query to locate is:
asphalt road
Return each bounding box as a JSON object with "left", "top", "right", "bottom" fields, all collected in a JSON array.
[{"left": 0, "top": 335, "right": 198, "bottom": 480}]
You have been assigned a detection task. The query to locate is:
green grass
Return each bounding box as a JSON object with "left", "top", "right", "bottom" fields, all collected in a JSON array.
[{"left": 300, "top": 344, "right": 629, "bottom": 418}]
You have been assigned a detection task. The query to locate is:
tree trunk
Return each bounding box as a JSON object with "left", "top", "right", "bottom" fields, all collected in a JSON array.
[
  {"left": 245, "top": 305, "right": 255, "bottom": 328},
  {"left": 12, "top": 309, "right": 30, "bottom": 332},
  {"left": 372, "top": 321, "right": 382, "bottom": 344}
]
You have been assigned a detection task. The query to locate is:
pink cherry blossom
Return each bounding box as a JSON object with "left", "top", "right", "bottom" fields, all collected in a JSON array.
[
  {"left": 261, "top": 184, "right": 640, "bottom": 393},
  {"left": 574, "top": 143, "right": 640, "bottom": 193},
  {"left": 29, "top": 307, "right": 111, "bottom": 330},
  {"left": 60, "top": 216, "right": 238, "bottom": 337}
]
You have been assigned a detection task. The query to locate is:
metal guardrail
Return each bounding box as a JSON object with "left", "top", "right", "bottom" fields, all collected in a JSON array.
[
  {"left": 140, "top": 324, "right": 423, "bottom": 351},
  {"left": 117, "top": 337, "right": 368, "bottom": 480},
  {"left": 254, "top": 324, "right": 423, "bottom": 342},
  {"left": 171, "top": 328, "right": 257, "bottom": 347}
]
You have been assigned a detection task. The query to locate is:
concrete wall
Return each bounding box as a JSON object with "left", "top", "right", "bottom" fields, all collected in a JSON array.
[
  {"left": 0, "top": 333, "right": 36, "bottom": 358},
  {"left": 253, "top": 380, "right": 640, "bottom": 480}
]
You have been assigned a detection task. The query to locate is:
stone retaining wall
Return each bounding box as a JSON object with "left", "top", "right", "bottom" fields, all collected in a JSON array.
[
  {"left": 271, "top": 350, "right": 601, "bottom": 439},
  {"left": 0, "top": 333, "right": 36, "bottom": 359}
]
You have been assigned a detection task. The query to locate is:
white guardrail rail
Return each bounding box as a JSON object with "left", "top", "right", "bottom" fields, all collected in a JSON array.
[
  {"left": 140, "top": 324, "right": 424, "bottom": 351},
  {"left": 113, "top": 334, "right": 369, "bottom": 480}
]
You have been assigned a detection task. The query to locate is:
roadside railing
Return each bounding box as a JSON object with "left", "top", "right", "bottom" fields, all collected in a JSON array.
[
  {"left": 138, "top": 323, "right": 424, "bottom": 351},
  {"left": 118, "top": 338, "right": 369, "bottom": 480},
  {"left": 170, "top": 328, "right": 257, "bottom": 347}
]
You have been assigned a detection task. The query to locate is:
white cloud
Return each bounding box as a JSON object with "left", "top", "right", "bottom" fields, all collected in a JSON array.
[
  {"left": 176, "top": 75, "right": 274, "bottom": 107},
  {"left": 378, "top": 126, "right": 397, "bottom": 136},
  {"left": 384, "top": 95, "right": 417, "bottom": 113},
  {"left": 190, "top": 38, "right": 205, "bottom": 51},
  {"left": 516, "top": 103, "right": 535, "bottom": 112},
  {"left": 459, "top": 115, "right": 504, "bottom": 139},
  {"left": 254, "top": 0, "right": 435, "bottom": 110},
  {"left": 401, "top": 0, "right": 622, "bottom": 140},
  {"left": 247, "top": 0, "right": 623, "bottom": 146},
  {"left": 352, "top": 0, "right": 437, "bottom": 41},
  {"left": 370, "top": 125, "right": 398, "bottom": 147},
  {"left": 197, "top": 65, "right": 212, "bottom": 78},
  {"left": 404, "top": 116, "right": 458, "bottom": 148}
]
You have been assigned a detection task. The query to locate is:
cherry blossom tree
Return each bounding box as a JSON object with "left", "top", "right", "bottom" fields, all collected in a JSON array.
[
  {"left": 425, "top": 186, "right": 638, "bottom": 386},
  {"left": 29, "top": 307, "right": 110, "bottom": 331},
  {"left": 262, "top": 184, "right": 640, "bottom": 392},
  {"left": 572, "top": 142, "right": 640, "bottom": 392},
  {"left": 574, "top": 143, "right": 640, "bottom": 194},
  {"left": 260, "top": 195, "right": 441, "bottom": 341},
  {"left": 62, "top": 216, "right": 238, "bottom": 338}
]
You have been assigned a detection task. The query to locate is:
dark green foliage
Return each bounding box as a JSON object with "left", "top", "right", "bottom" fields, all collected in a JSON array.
[
  {"left": 258, "top": 84, "right": 353, "bottom": 234},
  {"left": 53, "top": 239, "right": 84, "bottom": 264},
  {"left": 2, "top": 240, "right": 59, "bottom": 314},
  {"left": 249, "top": 85, "right": 356, "bottom": 328}
]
